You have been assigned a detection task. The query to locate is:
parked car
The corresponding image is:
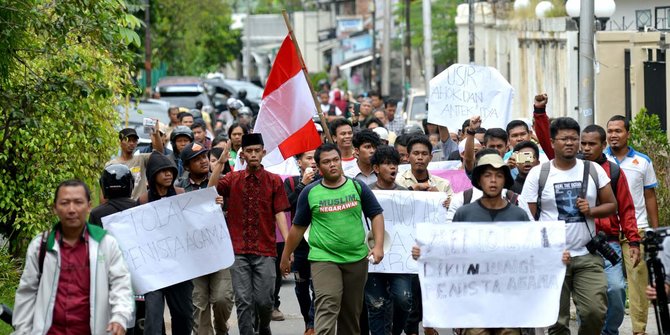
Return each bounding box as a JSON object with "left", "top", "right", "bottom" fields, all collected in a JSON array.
[
  {"left": 205, "top": 78, "right": 263, "bottom": 113},
  {"left": 404, "top": 89, "right": 426, "bottom": 126},
  {"left": 116, "top": 99, "right": 170, "bottom": 140},
  {"left": 156, "top": 76, "right": 212, "bottom": 109}
]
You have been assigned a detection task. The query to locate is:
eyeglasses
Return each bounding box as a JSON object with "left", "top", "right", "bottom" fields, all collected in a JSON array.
[{"left": 555, "top": 137, "right": 579, "bottom": 143}]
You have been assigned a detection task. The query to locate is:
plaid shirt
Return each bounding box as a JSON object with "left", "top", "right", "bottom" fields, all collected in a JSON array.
[{"left": 386, "top": 115, "right": 405, "bottom": 134}]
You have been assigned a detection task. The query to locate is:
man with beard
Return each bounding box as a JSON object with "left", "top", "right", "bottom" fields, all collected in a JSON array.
[
  {"left": 280, "top": 143, "right": 385, "bottom": 335},
  {"left": 581, "top": 124, "right": 640, "bottom": 335},
  {"left": 520, "top": 117, "right": 617, "bottom": 334},
  {"left": 605, "top": 115, "right": 657, "bottom": 335},
  {"left": 179, "top": 142, "right": 234, "bottom": 335}
]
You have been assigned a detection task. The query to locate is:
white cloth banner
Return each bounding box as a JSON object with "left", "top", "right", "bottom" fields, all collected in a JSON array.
[
  {"left": 102, "top": 188, "right": 235, "bottom": 294},
  {"left": 428, "top": 64, "right": 513, "bottom": 132},
  {"left": 368, "top": 190, "right": 449, "bottom": 274},
  {"left": 415, "top": 221, "right": 566, "bottom": 328}
]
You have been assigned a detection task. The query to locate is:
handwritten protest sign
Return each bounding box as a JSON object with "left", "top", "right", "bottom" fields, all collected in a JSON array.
[
  {"left": 103, "top": 188, "right": 234, "bottom": 294},
  {"left": 398, "top": 161, "right": 472, "bottom": 193},
  {"left": 428, "top": 64, "right": 513, "bottom": 132},
  {"left": 367, "top": 190, "right": 448, "bottom": 274},
  {"left": 416, "top": 221, "right": 566, "bottom": 328}
]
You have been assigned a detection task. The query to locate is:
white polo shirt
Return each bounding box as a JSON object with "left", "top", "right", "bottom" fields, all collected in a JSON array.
[{"left": 605, "top": 146, "right": 658, "bottom": 229}]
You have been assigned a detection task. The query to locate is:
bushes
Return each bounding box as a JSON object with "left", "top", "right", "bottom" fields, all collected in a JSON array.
[
  {"left": 0, "top": 246, "right": 21, "bottom": 332},
  {"left": 629, "top": 108, "right": 670, "bottom": 226}
]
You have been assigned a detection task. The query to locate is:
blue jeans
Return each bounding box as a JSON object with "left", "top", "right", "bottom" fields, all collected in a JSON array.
[
  {"left": 292, "top": 241, "right": 316, "bottom": 329},
  {"left": 365, "top": 273, "right": 413, "bottom": 335},
  {"left": 602, "top": 242, "right": 626, "bottom": 335}
]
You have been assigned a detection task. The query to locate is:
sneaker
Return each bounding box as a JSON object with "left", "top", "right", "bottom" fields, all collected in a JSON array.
[
  {"left": 271, "top": 308, "right": 285, "bottom": 321},
  {"left": 304, "top": 328, "right": 315, "bottom": 335}
]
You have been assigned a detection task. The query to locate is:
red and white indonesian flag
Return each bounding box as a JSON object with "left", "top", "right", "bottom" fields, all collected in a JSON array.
[{"left": 254, "top": 35, "right": 322, "bottom": 167}]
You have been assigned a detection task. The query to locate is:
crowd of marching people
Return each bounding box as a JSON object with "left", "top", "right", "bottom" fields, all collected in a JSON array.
[{"left": 10, "top": 82, "right": 662, "bottom": 335}]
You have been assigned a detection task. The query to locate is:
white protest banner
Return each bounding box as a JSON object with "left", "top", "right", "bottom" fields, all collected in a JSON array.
[
  {"left": 368, "top": 190, "right": 448, "bottom": 274},
  {"left": 102, "top": 187, "right": 234, "bottom": 294},
  {"left": 428, "top": 64, "right": 513, "bottom": 131},
  {"left": 416, "top": 221, "right": 566, "bottom": 329}
]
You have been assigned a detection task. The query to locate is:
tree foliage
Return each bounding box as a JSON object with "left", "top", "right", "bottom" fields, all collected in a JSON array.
[
  {"left": 148, "top": 0, "right": 242, "bottom": 75},
  {"left": 0, "top": 0, "right": 140, "bottom": 255},
  {"left": 395, "top": 0, "right": 459, "bottom": 68},
  {"left": 630, "top": 108, "right": 670, "bottom": 226}
]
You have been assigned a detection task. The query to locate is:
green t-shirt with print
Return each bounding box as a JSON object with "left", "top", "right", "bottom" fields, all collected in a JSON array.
[{"left": 293, "top": 178, "right": 383, "bottom": 263}]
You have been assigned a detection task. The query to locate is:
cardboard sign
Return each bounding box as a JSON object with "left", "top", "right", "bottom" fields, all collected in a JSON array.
[
  {"left": 367, "top": 190, "right": 449, "bottom": 274},
  {"left": 416, "top": 221, "right": 566, "bottom": 328},
  {"left": 103, "top": 188, "right": 234, "bottom": 294},
  {"left": 428, "top": 64, "right": 513, "bottom": 132}
]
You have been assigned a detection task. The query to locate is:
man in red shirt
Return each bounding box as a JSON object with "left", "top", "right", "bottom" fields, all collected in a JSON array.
[
  {"left": 581, "top": 124, "right": 640, "bottom": 334},
  {"left": 211, "top": 133, "right": 290, "bottom": 335}
]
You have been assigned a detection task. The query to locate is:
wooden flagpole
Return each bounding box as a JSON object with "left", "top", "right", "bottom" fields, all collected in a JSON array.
[{"left": 281, "top": 9, "right": 333, "bottom": 144}]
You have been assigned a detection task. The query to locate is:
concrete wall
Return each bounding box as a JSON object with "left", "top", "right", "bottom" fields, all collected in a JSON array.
[
  {"left": 456, "top": 3, "right": 579, "bottom": 121},
  {"left": 595, "top": 31, "right": 669, "bottom": 126}
]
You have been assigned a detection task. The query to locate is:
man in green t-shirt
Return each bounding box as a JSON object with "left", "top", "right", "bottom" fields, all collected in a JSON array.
[{"left": 280, "top": 143, "right": 385, "bottom": 335}]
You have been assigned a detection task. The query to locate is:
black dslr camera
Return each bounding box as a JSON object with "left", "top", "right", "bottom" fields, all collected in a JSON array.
[{"left": 586, "top": 231, "right": 621, "bottom": 265}]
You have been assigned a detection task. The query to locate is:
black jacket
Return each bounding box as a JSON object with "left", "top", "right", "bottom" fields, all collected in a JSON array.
[
  {"left": 145, "top": 151, "right": 179, "bottom": 202},
  {"left": 89, "top": 198, "right": 137, "bottom": 227}
]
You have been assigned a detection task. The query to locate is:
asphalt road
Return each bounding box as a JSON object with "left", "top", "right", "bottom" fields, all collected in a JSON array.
[{"left": 167, "top": 277, "right": 661, "bottom": 334}]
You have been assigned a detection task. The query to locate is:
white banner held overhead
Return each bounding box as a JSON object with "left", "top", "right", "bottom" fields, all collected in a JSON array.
[
  {"left": 428, "top": 64, "right": 513, "bottom": 131},
  {"left": 102, "top": 187, "right": 234, "bottom": 294},
  {"left": 368, "top": 190, "right": 448, "bottom": 274},
  {"left": 415, "top": 221, "right": 566, "bottom": 329}
]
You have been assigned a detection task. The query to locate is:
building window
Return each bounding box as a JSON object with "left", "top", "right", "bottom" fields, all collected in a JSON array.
[
  {"left": 636, "top": 9, "right": 652, "bottom": 29},
  {"left": 656, "top": 6, "right": 670, "bottom": 30}
]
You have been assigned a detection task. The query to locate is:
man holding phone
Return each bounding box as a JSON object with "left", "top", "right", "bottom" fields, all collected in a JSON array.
[{"left": 509, "top": 140, "right": 541, "bottom": 193}]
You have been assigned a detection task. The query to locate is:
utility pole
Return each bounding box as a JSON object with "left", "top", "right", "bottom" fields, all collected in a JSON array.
[
  {"left": 403, "top": 0, "right": 411, "bottom": 97},
  {"left": 468, "top": 0, "right": 475, "bottom": 62},
  {"left": 578, "top": 0, "right": 595, "bottom": 126},
  {"left": 370, "top": 0, "right": 377, "bottom": 92},
  {"left": 381, "top": 0, "right": 391, "bottom": 96},
  {"left": 144, "top": 0, "right": 152, "bottom": 93},
  {"left": 245, "top": 8, "right": 252, "bottom": 82},
  {"left": 422, "top": 0, "right": 433, "bottom": 93}
]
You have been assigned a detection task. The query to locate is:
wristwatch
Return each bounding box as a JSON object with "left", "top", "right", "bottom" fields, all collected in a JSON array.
[{"left": 466, "top": 129, "right": 476, "bottom": 135}]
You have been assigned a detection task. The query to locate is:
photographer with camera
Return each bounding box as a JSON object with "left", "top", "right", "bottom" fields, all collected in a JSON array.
[
  {"left": 520, "top": 117, "right": 617, "bottom": 334},
  {"left": 581, "top": 124, "right": 640, "bottom": 335},
  {"left": 509, "top": 140, "right": 541, "bottom": 194}
]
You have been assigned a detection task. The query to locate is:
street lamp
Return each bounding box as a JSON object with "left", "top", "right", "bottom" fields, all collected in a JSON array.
[
  {"left": 565, "top": 0, "right": 616, "bottom": 30},
  {"left": 513, "top": 0, "right": 530, "bottom": 12},
  {"left": 535, "top": 1, "right": 554, "bottom": 18}
]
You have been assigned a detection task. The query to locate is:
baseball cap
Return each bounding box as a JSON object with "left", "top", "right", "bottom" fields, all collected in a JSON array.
[
  {"left": 372, "top": 127, "right": 389, "bottom": 141},
  {"left": 180, "top": 142, "right": 209, "bottom": 163},
  {"left": 119, "top": 128, "right": 139, "bottom": 140}
]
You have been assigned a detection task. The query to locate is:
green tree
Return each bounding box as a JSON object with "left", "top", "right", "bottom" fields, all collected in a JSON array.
[
  {"left": 395, "top": 0, "right": 459, "bottom": 68},
  {"left": 149, "top": 0, "right": 242, "bottom": 75},
  {"left": 629, "top": 108, "right": 670, "bottom": 226},
  {"left": 0, "top": 0, "right": 140, "bottom": 255}
]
